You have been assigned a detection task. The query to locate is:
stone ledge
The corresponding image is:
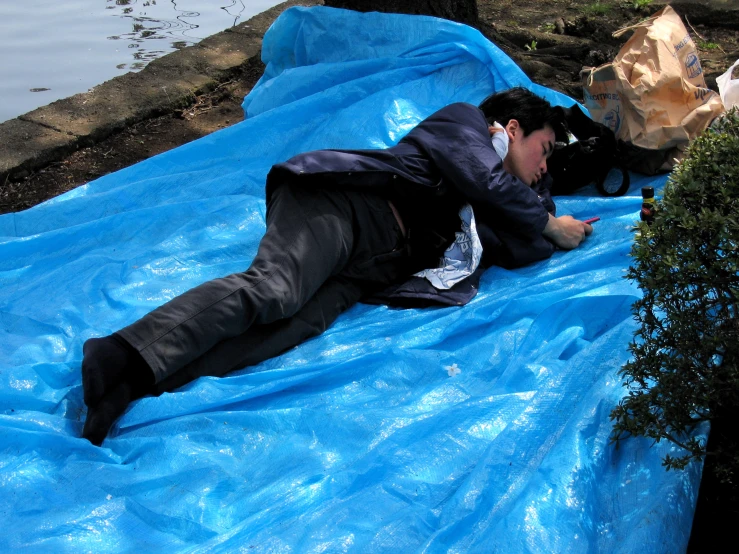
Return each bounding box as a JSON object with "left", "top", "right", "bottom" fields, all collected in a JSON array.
[{"left": 0, "top": 119, "right": 79, "bottom": 182}]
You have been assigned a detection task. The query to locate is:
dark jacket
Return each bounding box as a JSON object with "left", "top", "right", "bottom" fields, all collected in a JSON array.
[{"left": 266, "top": 102, "right": 556, "bottom": 306}]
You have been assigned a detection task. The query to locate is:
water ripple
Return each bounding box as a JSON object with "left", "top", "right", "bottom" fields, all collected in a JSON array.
[{"left": 0, "top": 0, "right": 278, "bottom": 122}]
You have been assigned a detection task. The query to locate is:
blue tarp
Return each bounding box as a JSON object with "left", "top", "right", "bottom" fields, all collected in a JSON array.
[{"left": 0, "top": 6, "right": 700, "bottom": 552}]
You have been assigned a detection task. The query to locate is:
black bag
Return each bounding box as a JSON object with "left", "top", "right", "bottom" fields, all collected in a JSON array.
[{"left": 548, "top": 105, "right": 630, "bottom": 197}]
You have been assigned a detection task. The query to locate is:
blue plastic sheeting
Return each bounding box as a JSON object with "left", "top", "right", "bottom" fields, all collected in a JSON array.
[{"left": 0, "top": 6, "right": 700, "bottom": 552}]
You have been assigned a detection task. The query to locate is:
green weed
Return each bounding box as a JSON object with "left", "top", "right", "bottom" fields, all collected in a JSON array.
[
  {"left": 698, "top": 40, "right": 720, "bottom": 50},
  {"left": 538, "top": 22, "right": 556, "bottom": 33},
  {"left": 582, "top": 1, "right": 611, "bottom": 15}
]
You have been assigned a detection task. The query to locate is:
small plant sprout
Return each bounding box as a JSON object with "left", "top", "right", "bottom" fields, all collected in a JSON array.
[
  {"left": 632, "top": 0, "right": 653, "bottom": 10},
  {"left": 582, "top": 1, "right": 611, "bottom": 15}
]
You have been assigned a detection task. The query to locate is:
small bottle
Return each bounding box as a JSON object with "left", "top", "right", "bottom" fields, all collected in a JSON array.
[{"left": 640, "top": 186, "right": 656, "bottom": 224}]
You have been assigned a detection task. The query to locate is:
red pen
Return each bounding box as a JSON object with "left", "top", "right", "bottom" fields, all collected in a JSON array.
[{"left": 583, "top": 217, "right": 600, "bottom": 224}]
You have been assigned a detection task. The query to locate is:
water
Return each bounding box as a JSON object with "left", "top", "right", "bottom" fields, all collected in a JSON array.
[{"left": 0, "top": 0, "right": 283, "bottom": 124}]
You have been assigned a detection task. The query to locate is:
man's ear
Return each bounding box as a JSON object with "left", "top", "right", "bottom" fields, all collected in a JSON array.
[{"left": 505, "top": 119, "right": 520, "bottom": 142}]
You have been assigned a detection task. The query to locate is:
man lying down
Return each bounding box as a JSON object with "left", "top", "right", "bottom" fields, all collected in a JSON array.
[{"left": 80, "top": 87, "right": 593, "bottom": 445}]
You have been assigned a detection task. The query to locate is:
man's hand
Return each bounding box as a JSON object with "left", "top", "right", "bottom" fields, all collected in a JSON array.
[{"left": 542, "top": 214, "right": 593, "bottom": 250}]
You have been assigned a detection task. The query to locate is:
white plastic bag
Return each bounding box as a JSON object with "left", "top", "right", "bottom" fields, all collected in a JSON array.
[{"left": 717, "top": 59, "right": 739, "bottom": 110}]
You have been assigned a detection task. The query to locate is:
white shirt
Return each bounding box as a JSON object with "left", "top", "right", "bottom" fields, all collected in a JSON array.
[{"left": 413, "top": 122, "right": 508, "bottom": 289}]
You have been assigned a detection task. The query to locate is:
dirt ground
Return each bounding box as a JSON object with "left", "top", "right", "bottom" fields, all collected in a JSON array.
[
  {"left": 2, "top": 0, "right": 738, "bottom": 543},
  {"left": 2, "top": 0, "right": 738, "bottom": 215}
]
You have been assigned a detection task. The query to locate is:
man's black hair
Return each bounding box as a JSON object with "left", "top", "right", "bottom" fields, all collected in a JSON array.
[{"left": 478, "top": 87, "right": 568, "bottom": 144}]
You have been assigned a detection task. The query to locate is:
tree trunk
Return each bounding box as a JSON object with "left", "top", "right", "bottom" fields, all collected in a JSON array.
[{"left": 323, "top": 0, "right": 478, "bottom": 26}]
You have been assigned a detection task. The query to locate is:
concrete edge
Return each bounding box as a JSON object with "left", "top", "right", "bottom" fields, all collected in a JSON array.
[{"left": 0, "top": 0, "right": 322, "bottom": 184}]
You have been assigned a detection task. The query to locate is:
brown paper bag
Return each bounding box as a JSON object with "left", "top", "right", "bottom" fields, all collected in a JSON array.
[{"left": 582, "top": 6, "right": 725, "bottom": 174}]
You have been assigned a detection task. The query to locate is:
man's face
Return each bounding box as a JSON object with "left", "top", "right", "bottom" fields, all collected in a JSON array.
[{"left": 502, "top": 120, "right": 555, "bottom": 186}]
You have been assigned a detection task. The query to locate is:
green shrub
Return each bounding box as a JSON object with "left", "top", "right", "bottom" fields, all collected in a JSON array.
[{"left": 611, "top": 109, "right": 739, "bottom": 484}]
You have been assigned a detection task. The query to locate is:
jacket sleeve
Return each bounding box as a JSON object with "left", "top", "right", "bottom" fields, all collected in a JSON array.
[
  {"left": 402, "top": 103, "right": 551, "bottom": 241},
  {"left": 532, "top": 173, "right": 556, "bottom": 216}
]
